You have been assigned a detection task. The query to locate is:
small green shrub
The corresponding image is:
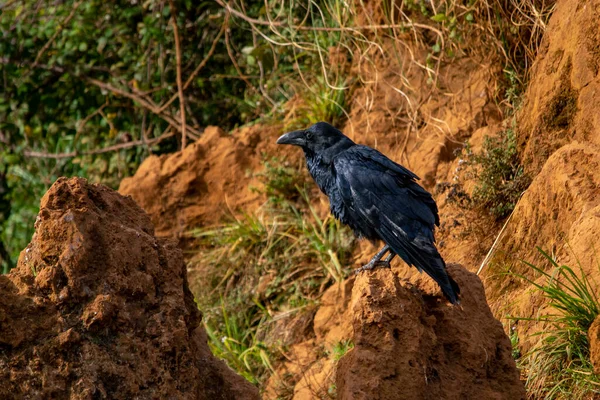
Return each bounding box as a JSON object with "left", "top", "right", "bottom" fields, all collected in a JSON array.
[
  {"left": 467, "top": 128, "right": 531, "bottom": 219},
  {"left": 204, "top": 302, "right": 273, "bottom": 385},
  {"left": 330, "top": 339, "right": 354, "bottom": 362},
  {"left": 253, "top": 156, "right": 311, "bottom": 205}
]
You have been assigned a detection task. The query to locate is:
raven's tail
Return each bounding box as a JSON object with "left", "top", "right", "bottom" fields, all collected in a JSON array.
[
  {"left": 378, "top": 223, "right": 461, "bottom": 304},
  {"left": 426, "top": 253, "right": 461, "bottom": 305},
  {"left": 445, "top": 269, "right": 461, "bottom": 305}
]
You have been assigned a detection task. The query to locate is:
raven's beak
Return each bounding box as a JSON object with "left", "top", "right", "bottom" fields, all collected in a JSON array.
[{"left": 276, "top": 130, "right": 305, "bottom": 146}]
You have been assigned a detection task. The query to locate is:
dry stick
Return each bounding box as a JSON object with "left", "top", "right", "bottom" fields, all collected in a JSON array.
[
  {"left": 23, "top": 129, "right": 175, "bottom": 159},
  {"left": 476, "top": 209, "right": 516, "bottom": 276},
  {"left": 168, "top": 0, "right": 187, "bottom": 150},
  {"left": 74, "top": 100, "right": 108, "bottom": 143},
  {"left": 85, "top": 77, "right": 201, "bottom": 137},
  {"left": 0, "top": 0, "right": 18, "bottom": 10},
  {"left": 32, "top": 1, "right": 83, "bottom": 69},
  {"left": 0, "top": 57, "right": 199, "bottom": 139},
  {"left": 157, "top": 19, "right": 227, "bottom": 113},
  {"left": 224, "top": 17, "right": 258, "bottom": 93},
  {"left": 248, "top": 10, "right": 277, "bottom": 108},
  {"left": 215, "top": 0, "right": 443, "bottom": 35}
]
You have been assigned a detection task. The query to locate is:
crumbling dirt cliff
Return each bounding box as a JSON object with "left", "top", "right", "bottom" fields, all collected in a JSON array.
[
  {"left": 117, "top": 33, "right": 526, "bottom": 399},
  {"left": 0, "top": 177, "right": 258, "bottom": 400},
  {"left": 481, "top": 0, "right": 600, "bottom": 341}
]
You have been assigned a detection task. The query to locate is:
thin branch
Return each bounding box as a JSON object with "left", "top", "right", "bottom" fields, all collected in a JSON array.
[
  {"left": 23, "top": 129, "right": 175, "bottom": 159},
  {"left": 74, "top": 100, "right": 108, "bottom": 143},
  {"left": 157, "top": 18, "right": 227, "bottom": 113},
  {"left": 0, "top": 0, "right": 18, "bottom": 10},
  {"left": 215, "top": 0, "right": 443, "bottom": 35},
  {"left": 85, "top": 77, "right": 201, "bottom": 137},
  {"left": 0, "top": 57, "right": 200, "bottom": 139},
  {"left": 168, "top": 0, "right": 187, "bottom": 150},
  {"left": 224, "top": 15, "right": 258, "bottom": 93}
]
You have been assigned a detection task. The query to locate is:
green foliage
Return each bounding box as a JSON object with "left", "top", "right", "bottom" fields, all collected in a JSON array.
[
  {"left": 190, "top": 161, "right": 355, "bottom": 384},
  {"left": 513, "top": 249, "right": 600, "bottom": 399},
  {"left": 253, "top": 156, "right": 311, "bottom": 205},
  {"left": 467, "top": 127, "right": 531, "bottom": 219},
  {"left": 330, "top": 339, "right": 354, "bottom": 361},
  {"left": 285, "top": 78, "right": 348, "bottom": 131},
  {"left": 204, "top": 302, "right": 274, "bottom": 385},
  {"left": 509, "top": 326, "right": 521, "bottom": 360},
  {"left": 0, "top": 0, "right": 556, "bottom": 273},
  {"left": 0, "top": 0, "right": 351, "bottom": 271}
]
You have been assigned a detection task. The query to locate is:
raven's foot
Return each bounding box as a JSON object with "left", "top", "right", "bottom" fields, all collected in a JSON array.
[{"left": 354, "top": 259, "right": 391, "bottom": 274}]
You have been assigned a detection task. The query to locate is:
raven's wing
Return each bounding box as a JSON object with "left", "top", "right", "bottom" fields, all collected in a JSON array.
[
  {"left": 351, "top": 146, "right": 440, "bottom": 226},
  {"left": 333, "top": 146, "right": 459, "bottom": 303}
]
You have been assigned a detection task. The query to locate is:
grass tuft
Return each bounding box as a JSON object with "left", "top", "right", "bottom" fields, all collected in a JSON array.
[
  {"left": 330, "top": 339, "right": 354, "bottom": 362},
  {"left": 189, "top": 160, "right": 355, "bottom": 386},
  {"left": 512, "top": 248, "right": 600, "bottom": 399}
]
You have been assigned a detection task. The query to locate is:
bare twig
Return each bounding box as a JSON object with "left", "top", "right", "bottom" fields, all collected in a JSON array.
[
  {"left": 224, "top": 15, "right": 258, "bottom": 93},
  {"left": 0, "top": 0, "right": 18, "bottom": 10},
  {"left": 168, "top": 0, "right": 187, "bottom": 150},
  {"left": 0, "top": 57, "right": 200, "bottom": 139},
  {"left": 157, "top": 18, "right": 227, "bottom": 113},
  {"left": 23, "top": 129, "right": 175, "bottom": 159},
  {"left": 85, "top": 77, "right": 201, "bottom": 137},
  {"left": 215, "top": 0, "right": 443, "bottom": 35},
  {"left": 477, "top": 207, "right": 517, "bottom": 276},
  {"left": 74, "top": 100, "right": 108, "bottom": 143}
]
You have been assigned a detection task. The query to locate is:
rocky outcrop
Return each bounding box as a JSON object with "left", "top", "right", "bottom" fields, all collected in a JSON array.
[
  {"left": 336, "top": 264, "right": 525, "bottom": 400},
  {"left": 0, "top": 177, "right": 258, "bottom": 400},
  {"left": 482, "top": 0, "right": 600, "bottom": 340},
  {"left": 589, "top": 316, "right": 600, "bottom": 375},
  {"left": 518, "top": 0, "right": 600, "bottom": 174},
  {"left": 118, "top": 124, "right": 296, "bottom": 239},
  {"left": 265, "top": 264, "right": 525, "bottom": 400}
]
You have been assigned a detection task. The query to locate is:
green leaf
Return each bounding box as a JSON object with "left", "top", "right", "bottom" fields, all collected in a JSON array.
[{"left": 431, "top": 13, "right": 447, "bottom": 22}]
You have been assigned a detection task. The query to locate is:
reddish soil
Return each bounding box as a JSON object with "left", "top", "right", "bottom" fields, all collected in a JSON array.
[
  {"left": 0, "top": 178, "right": 258, "bottom": 400},
  {"left": 590, "top": 316, "right": 600, "bottom": 375},
  {"left": 119, "top": 35, "right": 522, "bottom": 400},
  {"left": 97, "top": 0, "right": 600, "bottom": 396},
  {"left": 119, "top": 124, "right": 302, "bottom": 240},
  {"left": 480, "top": 0, "right": 600, "bottom": 346},
  {"left": 517, "top": 0, "right": 600, "bottom": 175},
  {"left": 336, "top": 264, "right": 525, "bottom": 400}
]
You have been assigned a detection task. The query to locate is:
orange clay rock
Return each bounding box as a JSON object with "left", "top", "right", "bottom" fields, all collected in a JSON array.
[
  {"left": 335, "top": 264, "right": 525, "bottom": 400},
  {"left": 517, "top": 0, "right": 600, "bottom": 174},
  {"left": 0, "top": 177, "right": 258, "bottom": 400},
  {"left": 118, "top": 124, "right": 299, "bottom": 239},
  {"left": 589, "top": 316, "right": 600, "bottom": 375}
]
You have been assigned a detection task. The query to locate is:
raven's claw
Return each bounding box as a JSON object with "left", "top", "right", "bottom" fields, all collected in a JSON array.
[{"left": 354, "top": 260, "right": 391, "bottom": 274}]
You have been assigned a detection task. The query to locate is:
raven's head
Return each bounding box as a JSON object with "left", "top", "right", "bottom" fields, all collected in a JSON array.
[{"left": 276, "top": 122, "right": 353, "bottom": 154}]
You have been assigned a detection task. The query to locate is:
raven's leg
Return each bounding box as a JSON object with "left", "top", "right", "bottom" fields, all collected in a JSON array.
[
  {"left": 354, "top": 245, "right": 391, "bottom": 274},
  {"left": 374, "top": 252, "right": 396, "bottom": 269}
]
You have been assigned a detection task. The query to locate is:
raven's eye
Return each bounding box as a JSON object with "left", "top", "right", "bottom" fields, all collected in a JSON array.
[{"left": 306, "top": 131, "right": 313, "bottom": 140}]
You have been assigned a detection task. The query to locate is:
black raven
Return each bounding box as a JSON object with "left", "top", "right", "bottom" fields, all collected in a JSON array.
[{"left": 277, "top": 122, "right": 460, "bottom": 304}]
